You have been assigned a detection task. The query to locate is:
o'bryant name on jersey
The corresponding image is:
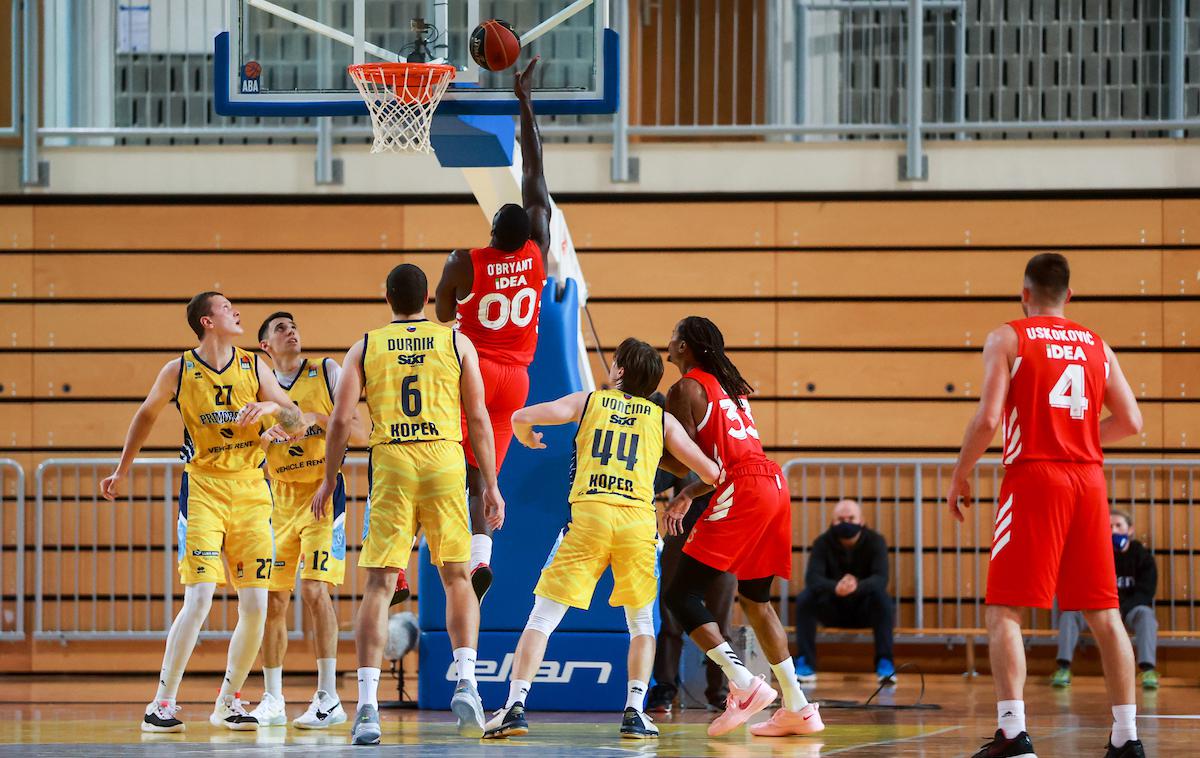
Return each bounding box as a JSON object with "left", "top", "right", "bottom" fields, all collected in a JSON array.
[
  {"left": 488, "top": 258, "right": 534, "bottom": 288},
  {"left": 1025, "top": 326, "right": 1096, "bottom": 361}
]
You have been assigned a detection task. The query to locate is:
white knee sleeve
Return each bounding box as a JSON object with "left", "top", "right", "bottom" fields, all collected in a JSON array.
[
  {"left": 180, "top": 582, "right": 216, "bottom": 622},
  {"left": 237, "top": 587, "right": 269, "bottom": 622},
  {"left": 524, "top": 596, "right": 568, "bottom": 636},
  {"left": 624, "top": 602, "right": 655, "bottom": 639}
]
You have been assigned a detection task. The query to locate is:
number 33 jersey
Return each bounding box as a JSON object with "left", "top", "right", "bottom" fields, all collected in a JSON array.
[
  {"left": 682, "top": 367, "right": 768, "bottom": 475},
  {"left": 456, "top": 240, "right": 546, "bottom": 368},
  {"left": 1003, "top": 316, "right": 1108, "bottom": 466},
  {"left": 569, "top": 390, "right": 664, "bottom": 510}
]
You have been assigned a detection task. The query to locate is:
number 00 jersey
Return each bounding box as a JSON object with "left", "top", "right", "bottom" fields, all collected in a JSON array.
[
  {"left": 175, "top": 346, "right": 266, "bottom": 479},
  {"left": 265, "top": 358, "right": 335, "bottom": 483},
  {"left": 363, "top": 319, "right": 462, "bottom": 448},
  {"left": 1003, "top": 316, "right": 1108, "bottom": 466},
  {"left": 569, "top": 390, "right": 664, "bottom": 510},
  {"left": 455, "top": 240, "right": 546, "bottom": 367}
]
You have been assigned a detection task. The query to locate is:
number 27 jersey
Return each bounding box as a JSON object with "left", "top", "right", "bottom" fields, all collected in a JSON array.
[{"left": 1003, "top": 316, "right": 1108, "bottom": 466}]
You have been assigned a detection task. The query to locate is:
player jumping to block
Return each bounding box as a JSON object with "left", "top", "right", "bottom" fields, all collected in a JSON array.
[
  {"left": 661, "top": 316, "right": 825, "bottom": 738},
  {"left": 433, "top": 57, "right": 550, "bottom": 604},
  {"left": 483, "top": 338, "right": 720, "bottom": 740},
  {"left": 948, "top": 253, "right": 1145, "bottom": 758},
  {"left": 102, "top": 292, "right": 314, "bottom": 733},
  {"left": 311, "top": 264, "right": 504, "bottom": 745}
]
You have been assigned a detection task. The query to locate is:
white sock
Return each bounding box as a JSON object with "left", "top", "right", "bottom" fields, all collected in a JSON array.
[
  {"left": 453, "top": 647, "right": 477, "bottom": 684},
  {"left": 470, "top": 534, "right": 492, "bottom": 570},
  {"left": 997, "top": 699, "right": 1026, "bottom": 739},
  {"left": 218, "top": 588, "right": 269, "bottom": 701},
  {"left": 155, "top": 667, "right": 183, "bottom": 704},
  {"left": 154, "top": 583, "right": 214, "bottom": 702},
  {"left": 769, "top": 658, "right": 810, "bottom": 711},
  {"left": 626, "top": 680, "right": 648, "bottom": 712},
  {"left": 316, "top": 658, "right": 337, "bottom": 699},
  {"left": 263, "top": 666, "right": 283, "bottom": 699},
  {"left": 507, "top": 679, "right": 531, "bottom": 707},
  {"left": 357, "top": 667, "right": 381, "bottom": 709},
  {"left": 1111, "top": 703, "right": 1137, "bottom": 746},
  {"left": 705, "top": 642, "right": 754, "bottom": 690}
]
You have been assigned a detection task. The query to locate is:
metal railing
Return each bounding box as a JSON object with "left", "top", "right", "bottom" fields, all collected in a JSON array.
[
  {"left": 32, "top": 456, "right": 405, "bottom": 641},
  {"left": 0, "top": 459, "right": 26, "bottom": 641},
  {"left": 780, "top": 457, "right": 1200, "bottom": 645}
]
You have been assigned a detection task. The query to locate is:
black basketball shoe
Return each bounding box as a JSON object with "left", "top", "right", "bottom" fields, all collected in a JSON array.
[
  {"left": 483, "top": 702, "right": 528, "bottom": 739},
  {"left": 971, "top": 729, "right": 1037, "bottom": 758},
  {"left": 1105, "top": 738, "right": 1146, "bottom": 758}
]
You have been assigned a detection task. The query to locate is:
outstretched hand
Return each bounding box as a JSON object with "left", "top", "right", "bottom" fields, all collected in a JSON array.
[{"left": 514, "top": 56, "right": 540, "bottom": 101}]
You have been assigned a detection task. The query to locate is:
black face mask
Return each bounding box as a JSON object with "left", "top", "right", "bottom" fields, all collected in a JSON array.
[{"left": 832, "top": 522, "right": 863, "bottom": 540}]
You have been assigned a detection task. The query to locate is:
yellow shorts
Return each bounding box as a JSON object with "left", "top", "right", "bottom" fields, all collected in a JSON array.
[
  {"left": 177, "top": 472, "right": 274, "bottom": 588},
  {"left": 535, "top": 500, "right": 659, "bottom": 610},
  {"left": 268, "top": 474, "right": 347, "bottom": 591},
  {"left": 361, "top": 440, "right": 468, "bottom": 569}
]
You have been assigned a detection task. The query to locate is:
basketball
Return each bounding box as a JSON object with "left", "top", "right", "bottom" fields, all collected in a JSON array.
[
  {"left": 469, "top": 19, "right": 521, "bottom": 71},
  {"left": 242, "top": 60, "right": 261, "bottom": 79}
]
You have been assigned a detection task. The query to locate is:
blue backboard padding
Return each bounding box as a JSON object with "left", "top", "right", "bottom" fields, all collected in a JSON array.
[
  {"left": 419, "top": 277, "right": 630, "bottom": 634},
  {"left": 214, "top": 31, "right": 619, "bottom": 118},
  {"left": 429, "top": 114, "right": 515, "bottom": 167},
  {"left": 418, "top": 630, "right": 631, "bottom": 711}
]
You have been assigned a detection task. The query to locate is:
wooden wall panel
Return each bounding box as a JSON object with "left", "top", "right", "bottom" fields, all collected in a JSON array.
[
  {"left": 0, "top": 402, "right": 31, "bottom": 449},
  {"left": 586, "top": 350, "right": 776, "bottom": 396},
  {"left": 1162, "top": 355, "right": 1200, "bottom": 398},
  {"left": 0, "top": 207, "right": 34, "bottom": 250},
  {"left": 563, "top": 202, "right": 776, "bottom": 248},
  {"left": 0, "top": 353, "right": 31, "bottom": 398},
  {"left": 400, "top": 205, "right": 491, "bottom": 250},
  {"left": 0, "top": 304, "right": 33, "bottom": 348},
  {"left": 1, "top": 253, "right": 33, "bottom": 296},
  {"left": 1162, "top": 200, "right": 1200, "bottom": 245},
  {"left": 1163, "top": 302, "right": 1200, "bottom": 347},
  {"left": 584, "top": 302, "right": 775, "bottom": 348},
  {"left": 580, "top": 251, "right": 776, "bottom": 297},
  {"left": 1161, "top": 250, "right": 1200, "bottom": 295}
]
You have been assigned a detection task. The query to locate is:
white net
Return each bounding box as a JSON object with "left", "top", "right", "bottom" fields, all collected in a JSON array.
[{"left": 348, "top": 63, "right": 456, "bottom": 154}]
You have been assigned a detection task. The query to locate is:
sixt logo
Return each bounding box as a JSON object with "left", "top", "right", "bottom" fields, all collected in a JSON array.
[
  {"left": 288, "top": 445, "right": 304, "bottom": 457},
  {"left": 396, "top": 353, "right": 426, "bottom": 366},
  {"left": 219, "top": 428, "right": 234, "bottom": 439},
  {"left": 445, "top": 653, "right": 611, "bottom": 685}
]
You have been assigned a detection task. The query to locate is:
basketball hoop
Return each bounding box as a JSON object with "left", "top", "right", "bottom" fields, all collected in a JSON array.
[{"left": 348, "top": 62, "right": 456, "bottom": 154}]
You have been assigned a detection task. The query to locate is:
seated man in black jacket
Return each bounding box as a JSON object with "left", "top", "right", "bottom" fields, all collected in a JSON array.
[
  {"left": 1051, "top": 508, "right": 1159, "bottom": 690},
  {"left": 794, "top": 499, "right": 895, "bottom": 685}
]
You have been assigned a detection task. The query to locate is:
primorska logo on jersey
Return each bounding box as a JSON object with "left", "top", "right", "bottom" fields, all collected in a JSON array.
[{"left": 445, "top": 653, "right": 612, "bottom": 685}]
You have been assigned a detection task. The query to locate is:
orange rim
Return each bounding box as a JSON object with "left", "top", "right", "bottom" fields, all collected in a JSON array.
[{"left": 348, "top": 62, "right": 456, "bottom": 89}]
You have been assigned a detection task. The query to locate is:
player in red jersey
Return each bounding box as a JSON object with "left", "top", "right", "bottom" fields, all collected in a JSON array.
[
  {"left": 433, "top": 58, "right": 549, "bottom": 602},
  {"left": 948, "top": 254, "right": 1145, "bottom": 758},
  {"left": 660, "top": 316, "right": 824, "bottom": 739}
]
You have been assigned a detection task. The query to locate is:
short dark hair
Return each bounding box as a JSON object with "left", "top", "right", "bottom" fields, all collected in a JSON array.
[
  {"left": 1110, "top": 508, "right": 1133, "bottom": 527},
  {"left": 1024, "top": 253, "right": 1070, "bottom": 304},
  {"left": 613, "top": 338, "right": 664, "bottom": 399},
  {"left": 385, "top": 264, "right": 428, "bottom": 315},
  {"left": 257, "top": 311, "right": 294, "bottom": 343},
  {"left": 186, "top": 291, "right": 223, "bottom": 340},
  {"left": 492, "top": 203, "right": 531, "bottom": 252}
]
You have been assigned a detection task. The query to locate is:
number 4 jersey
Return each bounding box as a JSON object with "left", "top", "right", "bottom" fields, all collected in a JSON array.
[
  {"left": 456, "top": 240, "right": 546, "bottom": 368},
  {"left": 1003, "top": 316, "right": 1108, "bottom": 466}
]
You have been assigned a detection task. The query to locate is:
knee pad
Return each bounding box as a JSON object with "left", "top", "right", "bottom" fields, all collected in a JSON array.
[
  {"left": 664, "top": 583, "right": 713, "bottom": 634},
  {"left": 737, "top": 577, "right": 773, "bottom": 604},
  {"left": 524, "top": 595, "right": 568, "bottom": 636},
  {"left": 624, "top": 603, "right": 655, "bottom": 639}
]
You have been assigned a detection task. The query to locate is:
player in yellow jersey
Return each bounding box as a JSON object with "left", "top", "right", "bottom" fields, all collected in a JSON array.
[
  {"left": 99, "top": 291, "right": 313, "bottom": 734},
  {"left": 310, "top": 264, "right": 504, "bottom": 745},
  {"left": 247, "top": 311, "right": 369, "bottom": 729},
  {"left": 483, "top": 338, "right": 721, "bottom": 741}
]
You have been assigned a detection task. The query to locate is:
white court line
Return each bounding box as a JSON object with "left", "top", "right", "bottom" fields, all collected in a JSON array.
[
  {"left": 1138, "top": 714, "right": 1200, "bottom": 719},
  {"left": 821, "top": 724, "right": 964, "bottom": 755}
]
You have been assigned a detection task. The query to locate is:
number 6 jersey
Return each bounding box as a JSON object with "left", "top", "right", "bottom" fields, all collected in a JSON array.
[
  {"left": 1003, "top": 316, "right": 1108, "bottom": 466},
  {"left": 455, "top": 240, "right": 546, "bottom": 368},
  {"left": 569, "top": 390, "right": 664, "bottom": 510},
  {"left": 362, "top": 319, "right": 462, "bottom": 447}
]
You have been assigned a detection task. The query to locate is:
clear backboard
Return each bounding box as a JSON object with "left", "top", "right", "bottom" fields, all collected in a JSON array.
[{"left": 215, "top": 0, "right": 616, "bottom": 117}]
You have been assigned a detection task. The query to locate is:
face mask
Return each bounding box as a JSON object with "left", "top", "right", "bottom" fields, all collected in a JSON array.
[
  {"left": 832, "top": 522, "right": 863, "bottom": 540},
  {"left": 1112, "top": 534, "right": 1130, "bottom": 552}
]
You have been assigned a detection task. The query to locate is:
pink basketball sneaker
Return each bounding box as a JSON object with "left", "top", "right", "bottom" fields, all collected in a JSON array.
[
  {"left": 749, "top": 703, "right": 825, "bottom": 737},
  {"left": 707, "top": 676, "right": 778, "bottom": 737}
]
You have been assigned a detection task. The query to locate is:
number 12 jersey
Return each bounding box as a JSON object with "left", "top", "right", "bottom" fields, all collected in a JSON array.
[{"left": 1003, "top": 316, "right": 1108, "bottom": 466}]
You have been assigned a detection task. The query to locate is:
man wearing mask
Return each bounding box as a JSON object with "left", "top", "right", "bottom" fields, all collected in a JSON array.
[
  {"left": 1051, "top": 509, "right": 1159, "bottom": 690},
  {"left": 794, "top": 499, "right": 895, "bottom": 685}
]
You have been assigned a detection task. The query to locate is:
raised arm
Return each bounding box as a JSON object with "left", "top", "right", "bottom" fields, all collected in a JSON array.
[
  {"left": 458, "top": 332, "right": 506, "bottom": 529},
  {"left": 435, "top": 250, "right": 472, "bottom": 323},
  {"left": 511, "top": 391, "right": 589, "bottom": 449},
  {"left": 1099, "top": 342, "right": 1143, "bottom": 444},
  {"left": 311, "top": 340, "right": 365, "bottom": 520},
  {"left": 515, "top": 57, "right": 550, "bottom": 260},
  {"left": 100, "top": 358, "right": 181, "bottom": 500},
  {"left": 947, "top": 325, "right": 1017, "bottom": 521}
]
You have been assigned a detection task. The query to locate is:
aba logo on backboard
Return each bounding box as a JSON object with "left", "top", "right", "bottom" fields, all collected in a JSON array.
[
  {"left": 446, "top": 653, "right": 611, "bottom": 685},
  {"left": 240, "top": 61, "right": 262, "bottom": 94}
]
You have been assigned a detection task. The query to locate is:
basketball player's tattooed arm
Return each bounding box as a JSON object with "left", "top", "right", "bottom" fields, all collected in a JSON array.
[
  {"left": 1099, "top": 342, "right": 1143, "bottom": 444},
  {"left": 458, "top": 331, "right": 507, "bottom": 529},
  {"left": 241, "top": 360, "right": 314, "bottom": 434},
  {"left": 515, "top": 57, "right": 551, "bottom": 260},
  {"left": 661, "top": 414, "right": 721, "bottom": 536},
  {"left": 312, "top": 339, "right": 365, "bottom": 520},
  {"left": 435, "top": 250, "right": 472, "bottom": 323},
  {"left": 511, "top": 391, "right": 590, "bottom": 449},
  {"left": 947, "top": 325, "right": 1018, "bottom": 522},
  {"left": 100, "top": 359, "right": 181, "bottom": 500}
]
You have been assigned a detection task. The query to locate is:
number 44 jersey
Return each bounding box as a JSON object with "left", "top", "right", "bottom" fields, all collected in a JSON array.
[
  {"left": 456, "top": 240, "right": 546, "bottom": 368},
  {"left": 1003, "top": 316, "right": 1108, "bottom": 466},
  {"left": 569, "top": 390, "right": 664, "bottom": 510}
]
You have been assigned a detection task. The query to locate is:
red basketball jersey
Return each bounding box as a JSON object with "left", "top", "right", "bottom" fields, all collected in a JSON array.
[
  {"left": 455, "top": 240, "right": 546, "bottom": 367},
  {"left": 1002, "top": 316, "right": 1108, "bottom": 466},
  {"left": 684, "top": 367, "right": 770, "bottom": 473}
]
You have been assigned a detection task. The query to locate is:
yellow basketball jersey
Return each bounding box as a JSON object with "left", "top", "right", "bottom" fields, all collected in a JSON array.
[
  {"left": 265, "top": 358, "right": 335, "bottom": 483},
  {"left": 569, "top": 390, "right": 664, "bottom": 510},
  {"left": 363, "top": 319, "right": 462, "bottom": 447},
  {"left": 175, "top": 346, "right": 266, "bottom": 479}
]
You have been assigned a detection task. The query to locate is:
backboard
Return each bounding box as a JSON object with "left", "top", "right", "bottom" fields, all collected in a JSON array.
[{"left": 215, "top": 0, "right": 617, "bottom": 117}]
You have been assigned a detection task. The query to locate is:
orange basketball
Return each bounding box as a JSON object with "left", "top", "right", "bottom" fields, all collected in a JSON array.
[{"left": 469, "top": 19, "right": 521, "bottom": 72}]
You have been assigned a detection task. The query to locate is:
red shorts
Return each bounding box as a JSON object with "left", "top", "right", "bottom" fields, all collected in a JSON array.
[
  {"left": 683, "top": 463, "right": 792, "bottom": 581},
  {"left": 461, "top": 357, "right": 530, "bottom": 474},
  {"left": 986, "top": 461, "right": 1117, "bottom": 611}
]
